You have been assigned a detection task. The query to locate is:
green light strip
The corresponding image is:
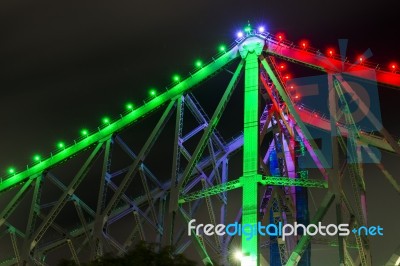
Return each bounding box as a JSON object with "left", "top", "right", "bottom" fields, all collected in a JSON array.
[
  {"left": 178, "top": 176, "right": 327, "bottom": 204},
  {"left": 242, "top": 49, "right": 260, "bottom": 266},
  {"left": 260, "top": 176, "right": 328, "bottom": 188},
  {"left": 0, "top": 45, "right": 241, "bottom": 193},
  {"left": 178, "top": 179, "right": 242, "bottom": 203}
]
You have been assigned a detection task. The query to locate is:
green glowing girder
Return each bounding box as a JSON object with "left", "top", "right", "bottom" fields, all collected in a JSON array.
[
  {"left": 260, "top": 176, "right": 328, "bottom": 188},
  {"left": 178, "top": 179, "right": 242, "bottom": 203},
  {"left": 178, "top": 176, "right": 327, "bottom": 204},
  {"left": 241, "top": 42, "right": 262, "bottom": 266},
  {"left": 0, "top": 46, "right": 240, "bottom": 193}
]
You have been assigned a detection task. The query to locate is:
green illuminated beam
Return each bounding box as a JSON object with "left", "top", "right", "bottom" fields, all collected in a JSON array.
[
  {"left": 178, "top": 176, "right": 327, "bottom": 204},
  {"left": 260, "top": 176, "right": 328, "bottom": 188},
  {"left": 178, "top": 179, "right": 242, "bottom": 203},
  {"left": 241, "top": 49, "right": 260, "bottom": 266},
  {"left": 0, "top": 44, "right": 240, "bottom": 193}
]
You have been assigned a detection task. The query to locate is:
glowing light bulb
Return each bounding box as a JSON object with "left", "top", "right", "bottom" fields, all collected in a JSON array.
[
  {"left": 33, "top": 155, "right": 41, "bottom": 162},
  {"left": 195, "top": 60, "right": 202, "bottom": 67},
  {"left": 219, "top": 45, "right": 226, "bottom": 52},
  {"left": 149, "top": 89, "right": 157, "bottom": 97},
  {"left": 237, "top": 31, "right": 243, "bottom": 38},
  {"left": 173, "top": 75, "right": 180, "bottom": 82},
  {"left": 81, "top": 129, "right": 89, "bottom": 136},
  {"left": 258, "top": 26, "right": 265, "bottom": 33},
  {"left": 126, "top": 103, "right": 134, "bottom": 110},
  {"left": 57, "top": 142, "right": 65, "bottom": 149},
  {"left": 102, "top": 117, "right": 110, "bottom": 124},
  {"left": 8, "top": 167, "right": 16, "bottom": 175}
]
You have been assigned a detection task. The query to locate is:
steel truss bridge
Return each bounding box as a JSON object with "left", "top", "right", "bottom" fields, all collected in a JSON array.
[{"left": 0, "top": 27, "right": 399, "bottom": 266}]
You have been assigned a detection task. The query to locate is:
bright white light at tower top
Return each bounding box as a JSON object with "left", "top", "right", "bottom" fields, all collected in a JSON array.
[
  {"left": 237, "top": 31, "right": 244, "bottom": 38},
  {"left": 258, "top": 26, "right": 265, "bottom": 33}
]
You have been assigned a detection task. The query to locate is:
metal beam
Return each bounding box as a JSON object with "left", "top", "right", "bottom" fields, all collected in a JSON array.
[
  {"left": 260, "top": 55, "right": 330, "bottom": 180},
  {"left": 179, "top": 179, "right": 242, "bottom": 203},
  {"left": 286, "top": 192, "right": 335, "bottom": 266},
  {"left": 30, "top": 142, "right": 104, "bottom": 251},
  {"left": 0, "top": 46, "right": 240, "bottom": 193},
  {"left": 174, "top": 60, "right": 244, "bottom": 194},
  {"left": 102, "top": 100, "right": 176, "bottom": 219},
  {"left": 179, "top": 208, "right": 213, "bottom": 265},
  {"left": 0, "top": 177, "right": 34, "bottom": 227},
  {"left": 335, "top": 74, "right": 400, "bottom": 155}
]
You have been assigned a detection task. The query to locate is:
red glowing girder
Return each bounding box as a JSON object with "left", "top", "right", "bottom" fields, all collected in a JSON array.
[{"left": 266, "top": 41, "right": 400, "bottom": 89}]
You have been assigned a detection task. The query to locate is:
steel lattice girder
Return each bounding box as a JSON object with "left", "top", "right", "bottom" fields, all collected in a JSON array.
[
  {"left": 178, "top": 177, "right": 327, "bottom": 204},
  {"left": 0, "top": 31, "right": 399, "bottom": 266}
]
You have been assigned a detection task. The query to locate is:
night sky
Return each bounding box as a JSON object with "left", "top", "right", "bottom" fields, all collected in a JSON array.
[{"left": 0, "top": 0, "right": 399, "bottom": 264}]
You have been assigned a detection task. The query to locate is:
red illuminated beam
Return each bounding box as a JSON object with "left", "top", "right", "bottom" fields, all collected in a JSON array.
[{"left": 266, "top": 41, "right": 400, "bottom": 89}]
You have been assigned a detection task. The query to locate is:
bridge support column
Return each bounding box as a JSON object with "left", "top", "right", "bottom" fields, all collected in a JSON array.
[{"left": 240, "top": 36, "right": 264, "bottom": 266}]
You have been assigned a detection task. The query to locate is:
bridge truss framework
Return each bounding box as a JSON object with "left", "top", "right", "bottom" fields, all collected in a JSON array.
[{"left": 0, "top": 28, "right": 399, "bottom": 266}]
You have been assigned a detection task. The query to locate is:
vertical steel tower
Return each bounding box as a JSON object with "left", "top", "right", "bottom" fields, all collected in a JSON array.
[{"left": 0, "top": 26, "right": 400, "bottom": 265}]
